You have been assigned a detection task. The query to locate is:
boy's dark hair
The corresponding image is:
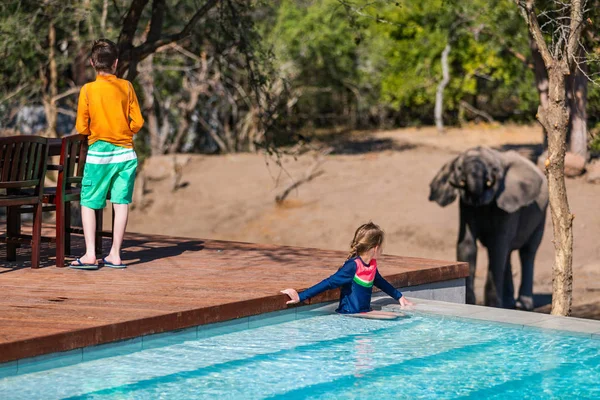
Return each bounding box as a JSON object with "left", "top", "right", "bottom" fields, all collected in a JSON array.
[{"left": 90, "top": 39, "right": 118, "bottom": 73}]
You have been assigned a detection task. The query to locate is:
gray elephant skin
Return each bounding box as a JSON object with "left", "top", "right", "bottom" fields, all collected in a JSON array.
[{"left": 429, "top": 146, "right": 548, "bottom": 310}]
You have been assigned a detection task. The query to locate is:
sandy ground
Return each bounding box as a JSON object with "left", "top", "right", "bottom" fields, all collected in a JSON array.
[{"left": 128, "top": 125, "right": 600, "bottom": 319}]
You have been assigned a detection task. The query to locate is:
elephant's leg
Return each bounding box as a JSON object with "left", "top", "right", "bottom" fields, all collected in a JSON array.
[
  {"left": 503, "top": 256, "right": 516, "bottom": 309},
  {"left": 486, "top": 243, "right": 510, "bottom": 309},
  {"left": 484, "top": 271, "right": 496, "bottom": 307},
  {"left": 457, "top": 217, "right": 477, "bottom": 305},
  {"left": 485, "top": 257, "right": 515, "bottom": 307},
  {"left": 517, "top": 221, "right": 545, "bottom": 311}
]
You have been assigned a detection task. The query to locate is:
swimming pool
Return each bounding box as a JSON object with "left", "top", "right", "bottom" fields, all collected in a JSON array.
[{"left": 1, "top": 309, "right": 599, "bottom": 399}]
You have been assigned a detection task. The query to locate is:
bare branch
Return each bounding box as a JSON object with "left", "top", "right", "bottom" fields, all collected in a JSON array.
[
  {"left": 198, "top": 115, "right": 229, "bottom": 153},
  {"left": 459, "top": 100, "right": 495, "bottom": 123},
  {"left": 117, "top": 0, "right": 150, "bottom": 56},
  {"left": 52, "top": 86, "right": 81, "bottom": 102},
  {"left": 101, "top": 0, "right": 109, "bottom": 34},
  {"left": 148, "top": 0, "right": 166, "bottom": 43},
  {"left": 517, "top": 0, "right": 554, "bottom": 67},
  {"left": 336, "top": 0, "right": 402, "bottom": 26},
  {"left": 57, "top": 107, "right": 77, "bottom": 118},
  {"left": 135, "top": 0, "right": 219, "bottom": 61},
  {"left": 0, "top": 84, "right": 29, "bottom": 104},
  {"left": 566, "top": 0, "right": 584, "bottom": 68},
  {"left": 275, "top": 147, "right": 333, "bottom": 204}
]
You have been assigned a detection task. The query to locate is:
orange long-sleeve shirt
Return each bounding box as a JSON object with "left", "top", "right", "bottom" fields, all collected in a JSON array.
[{"left": 75, "top": 74, "right": 144, "bottom": 148}]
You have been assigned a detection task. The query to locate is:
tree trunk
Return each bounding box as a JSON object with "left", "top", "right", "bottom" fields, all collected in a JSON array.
[
  {"left": 72, "top": 47, "right": 89, "bottom": 86},
  {"left": 101, "top": 0, "right": 109, "bottom": 35},
  {"left": 518, "top": 0, "right": 584, "bottom": 317},
  {"left": 537, "top": 64, "right": 574, "bottom": 316},
  {"left": 530, "top": 34, "right": 549, "bottom": 149},
  {"left": 138, "top": 55, "right": 163, "bottom": 155},
  {"left": 168, "top": 90, "right": 200, "bottom": 154},
  {"left": 566, "top": 57, "right": 588, "bottom": 159},
  {"left": 43, "top": 21, "right": 58, "bottom": 138},
  {"left": 435, "top": 44, "right": 451, "bottom": 133}
]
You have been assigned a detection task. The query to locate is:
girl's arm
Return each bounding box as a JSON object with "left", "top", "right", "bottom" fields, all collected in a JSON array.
[
  {"left": 374, "top": 271, "right": 414, "bottom": 306},
  {"left": 281, "top": 260, "right": 356, "bottom": 304}
]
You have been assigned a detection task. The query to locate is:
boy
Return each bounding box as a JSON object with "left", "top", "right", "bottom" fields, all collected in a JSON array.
[{"left": 72, "top": 39, "right": 144, "bottom": 269}]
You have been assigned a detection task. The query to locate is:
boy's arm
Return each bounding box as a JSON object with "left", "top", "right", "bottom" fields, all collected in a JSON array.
[
  {"left": 374, "top": 270, "right": 403, "bottom": 301},
  {"left": 298, "top": 260, "right": 356, "bottom": 302},
  {"left": 75, "top": 85, "right": 90, "bottom": 135},
  {"left": 128, "top": 82, "right": 144, "bottom": 133}
]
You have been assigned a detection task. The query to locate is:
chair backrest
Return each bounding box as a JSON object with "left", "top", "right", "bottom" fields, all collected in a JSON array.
[
  {"left": 58, "top": 134, "right": 88, "bottom": 191},
  {"left": 0, "top": 136, "right": 49, "bottom": 196}
]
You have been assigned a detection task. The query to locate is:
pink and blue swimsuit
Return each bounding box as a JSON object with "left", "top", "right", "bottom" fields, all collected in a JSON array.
[{"left": 298, "top": 256, "right": 403, "bottom": 314}]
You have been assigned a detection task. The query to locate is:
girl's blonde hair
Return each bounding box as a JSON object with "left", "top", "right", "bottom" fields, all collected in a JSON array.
[{"left": 346, "top": 222, "right": 384, "bottom": 260}]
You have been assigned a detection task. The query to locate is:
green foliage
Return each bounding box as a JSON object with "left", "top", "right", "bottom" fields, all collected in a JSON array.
[
  {"left": 2, "top": 0, "right": 600, "bottom": 152},
  {"left": 591, "top": 135, "right": 600, "bottom": 156},
  {"left": 590, "top": 122, "right": 600, "bottom": 157},
  {"left": 266, "top": 0, "right": 540, "bottom": 127}
]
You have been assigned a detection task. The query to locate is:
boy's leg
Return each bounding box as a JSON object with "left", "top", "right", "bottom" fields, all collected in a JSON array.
[
  {"left": 73, "top": 205, "right": 98, "bottom": 265},
  {"left": 103, "top": 153, "right": 137, "bottom": 266},
  {"left": 105, "top": 203, "right": 128, "bottom": 265},
  {"left": 75, "top": 141, "right": 114, "bottom": 266}
]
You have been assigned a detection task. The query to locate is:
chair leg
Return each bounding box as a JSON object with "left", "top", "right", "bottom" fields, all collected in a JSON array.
[
  {"left": 6, "top": 206, "right": 19, "bottom": 261},
  {"left": 31, "top": 202, "right": 43, "bottom": 269},
  {"left": 95, "top": 208, "right": 103, "bottom": 255},
  {"left": 64, "top": 202, "right": 71, "bottom": 256},
  {"left": 56, "top": 199, "right": 65, "bottom": 268}
]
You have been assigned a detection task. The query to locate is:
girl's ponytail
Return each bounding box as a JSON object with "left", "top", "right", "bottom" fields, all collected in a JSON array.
[{"left": 346, "top": 222, "right": 384, "bottom": 260}]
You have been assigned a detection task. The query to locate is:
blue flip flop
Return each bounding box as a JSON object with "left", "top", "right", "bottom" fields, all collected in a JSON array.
[
  {"left": 69, "top": 259, "right": 99, "bottom": 270},
  {"left": 101, "top": 258, "right": 127, "bottom": 269}
]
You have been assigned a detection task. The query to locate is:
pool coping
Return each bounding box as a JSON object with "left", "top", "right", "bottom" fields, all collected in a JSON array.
[
  {"left": 0, "top": 236, "right": 469, "bottom": 365},
  {"left": 0, "top": 302, "right": 335, "bottom": 378},
  {"left": 375, "top": 297, "right": 600, "bottom": 340},
  {"left": 1, "top": 297, "right": 599, "bottom": 379}
]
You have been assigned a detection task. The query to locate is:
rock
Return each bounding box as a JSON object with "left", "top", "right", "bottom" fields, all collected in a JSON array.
[
  {"left": 564, "top": 152, "right": 586, "bottom": 177},
  {"left": 536, "top": 151, "right": 548, "bottom": 171},
  {"left": 537, "top": 151, "right": 586, "bottom": 177},
  {"left": 586, "top": 160, "right": 600, "bottom": 184}
]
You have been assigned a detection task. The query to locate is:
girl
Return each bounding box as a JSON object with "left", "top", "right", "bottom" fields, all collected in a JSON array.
[{"left": 281, "top": 222, "right": 414, "bottom": 319}]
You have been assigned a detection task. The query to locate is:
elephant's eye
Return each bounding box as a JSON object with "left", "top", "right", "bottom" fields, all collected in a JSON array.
[
  {"left": 460, "top": 180, "right": 466, "bottom": 187},
  {"left": 486, "top": 178, "right": 495, "bottom": 187}
]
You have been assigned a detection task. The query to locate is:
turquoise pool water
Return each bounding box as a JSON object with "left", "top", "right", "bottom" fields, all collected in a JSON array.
[{"left": 1, "top": 312, "right": 599, "bottom": 399}]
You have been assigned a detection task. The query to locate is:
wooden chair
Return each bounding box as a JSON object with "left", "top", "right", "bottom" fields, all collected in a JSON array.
[
  {"left": 43, "top": 134, "right": 112, "bottom": 267},
  {"left": 0, "top": 136, "right": 49, "bottom": 269}
]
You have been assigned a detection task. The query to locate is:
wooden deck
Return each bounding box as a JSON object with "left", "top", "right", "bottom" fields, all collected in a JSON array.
[{"left": 0, "top": 231, "right": 468, "bottom": 364}]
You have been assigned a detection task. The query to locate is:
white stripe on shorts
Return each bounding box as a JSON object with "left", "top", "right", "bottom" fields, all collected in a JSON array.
[
  {"left": 86, "top": 152, "right": 137, "bottom": 164},
  {"left": 88, "top": 148, "right": 135, "bottom": 156}
]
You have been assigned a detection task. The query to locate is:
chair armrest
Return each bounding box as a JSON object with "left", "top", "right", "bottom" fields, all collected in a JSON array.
[{"left": 47, "top": 165, "right": 64, "bottom": 171}]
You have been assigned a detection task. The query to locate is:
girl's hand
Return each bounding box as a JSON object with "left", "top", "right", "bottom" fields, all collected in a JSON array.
[
  {"left": 281, "top": 289, "right": 300, "bottom": 304},
  {"left": 399, "top": 296, "right": 414, "bottom": 307}
]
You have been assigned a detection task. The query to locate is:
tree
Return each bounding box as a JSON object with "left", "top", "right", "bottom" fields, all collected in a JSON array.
[
  {"left": 301, "top": 0, "right": 540, "bottom": 127},
  {"left": 125, "top": 1, "right": 291, "bottom": 156},
  {"left": 516, "top": 0, "right": 587, "bottom": 316},
  {"left": 0, "top": 0, "right": 92, "bottom": 137},
  {"left": 115, "top": 0, "right": 220, "bottom": 80}
]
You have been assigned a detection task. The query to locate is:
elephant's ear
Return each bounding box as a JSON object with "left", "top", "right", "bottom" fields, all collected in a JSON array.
[
  {"left": 496, "top": 151, "right": 545, "bottom": 213},
  {"left": 429, "top": 156, "right": 458, "bottom": 207}
]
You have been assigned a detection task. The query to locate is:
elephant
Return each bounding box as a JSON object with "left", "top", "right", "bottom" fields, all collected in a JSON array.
[{"left": 428, "top": 146, "right": 548, "bottom": 310}]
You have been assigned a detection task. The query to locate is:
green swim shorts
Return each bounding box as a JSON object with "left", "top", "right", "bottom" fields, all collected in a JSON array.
[{"left": 80, "top": 140, "right": 138, "bottom": 210}]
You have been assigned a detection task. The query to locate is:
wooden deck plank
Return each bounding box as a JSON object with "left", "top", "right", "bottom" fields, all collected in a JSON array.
[{"left": 0, "top": 231, "right": 468, "bottom": 363}]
